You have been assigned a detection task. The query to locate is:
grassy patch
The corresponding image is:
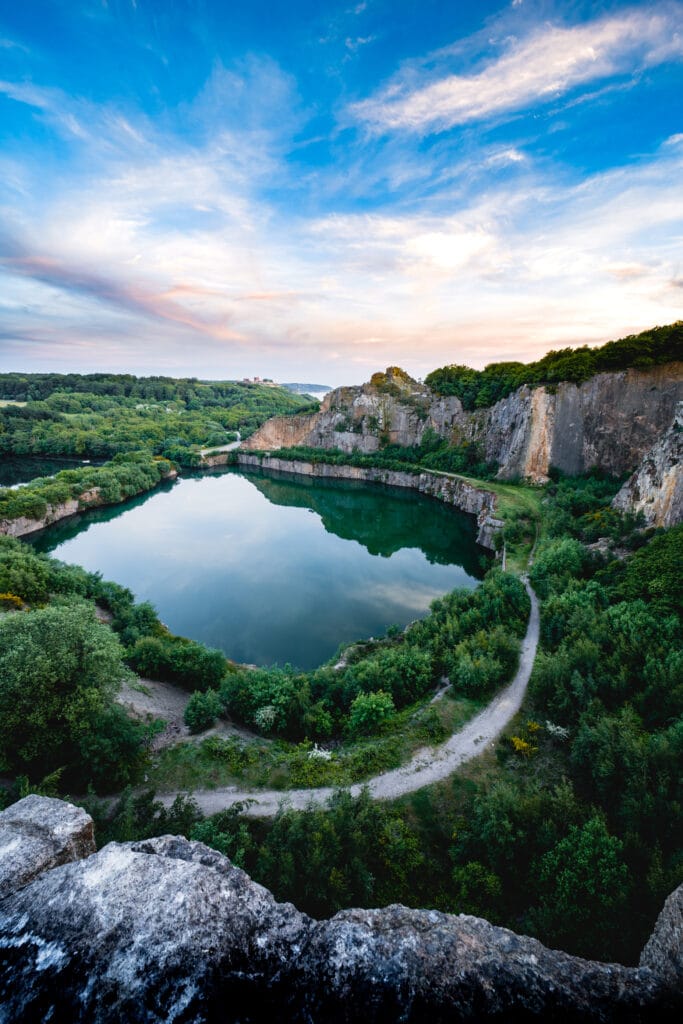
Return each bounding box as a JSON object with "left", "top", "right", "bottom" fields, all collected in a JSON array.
[{"left": 146, "top": 692, "right": 483, "bottom": 793}]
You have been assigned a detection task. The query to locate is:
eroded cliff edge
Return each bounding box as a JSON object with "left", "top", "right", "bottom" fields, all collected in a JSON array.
[
  {"left": 243, "top": 364, "right": 683, "bottom": 484},
  {"left": 0, "top": 796, "right": 681, "bottom": 1022},
  {"left": 613, "top": 402, "right": 682, "bottom": 528}
]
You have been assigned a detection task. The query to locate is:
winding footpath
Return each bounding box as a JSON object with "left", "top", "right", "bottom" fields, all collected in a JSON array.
[{"left": 161, "top": 578, "right": 539, "bottom": 818}]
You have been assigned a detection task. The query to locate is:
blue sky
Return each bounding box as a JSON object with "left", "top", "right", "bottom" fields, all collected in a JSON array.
[{"left": 0, "top": 0, "right": 682, "bottom": 384}]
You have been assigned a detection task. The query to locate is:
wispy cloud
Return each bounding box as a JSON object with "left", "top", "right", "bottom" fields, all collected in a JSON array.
[
  {"left": 351, "top": 5, "right": 683, "bottom": 134},
  {"left": 1, "top": 11, "right": 681, "bottom": 383}
]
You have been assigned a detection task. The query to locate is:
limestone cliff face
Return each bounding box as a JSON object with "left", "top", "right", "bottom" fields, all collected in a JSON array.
[
  {"left": 612, "top": 403, "right": 683, "bottom": 527},
  {"left": 244, "top": 364, "right": 683, "bottom": 483},
  {"left": 0, "top": 797, "right": 680, "bottom": 1023},
  {"left": 0, "top": 497, "right": 82, "bottom": 538}
]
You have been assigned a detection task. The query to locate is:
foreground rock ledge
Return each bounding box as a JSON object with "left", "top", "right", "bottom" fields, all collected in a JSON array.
[{"left": 0, "top": 799, "right": 680, "bottom": 1022}]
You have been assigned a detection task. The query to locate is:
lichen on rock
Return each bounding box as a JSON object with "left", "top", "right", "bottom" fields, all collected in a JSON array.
[{"left": 0, "top": 797, "right": 681, "bottom": 1022}]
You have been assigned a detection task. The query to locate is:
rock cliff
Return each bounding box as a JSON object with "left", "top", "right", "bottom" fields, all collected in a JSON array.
[
  {"left": 243, "top": 364, "right": 683, "bottom": 484},
  {"left": 0, "top": 797, "right": 681, "bottom": 1022},
  {"left": 612, "top": 403, "right": 682, "bottom": 528}
]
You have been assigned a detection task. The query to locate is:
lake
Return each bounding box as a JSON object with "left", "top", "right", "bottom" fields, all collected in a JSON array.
[
  {"left": 30, "top": 466, "right": 486, "bottom": 670},
  {"left": 0, "top": 456, "right": 97, "bottom": 489}
]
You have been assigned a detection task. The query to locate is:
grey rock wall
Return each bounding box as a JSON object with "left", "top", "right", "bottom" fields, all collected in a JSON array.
[
  {"left": 613, "top": 403, "right": 682, "bottom": 527},
  {"left": 0, "top": 799, "right": 680, "bottom": 1023},
  {"left": 243, "top": 364, "right": 683, "bottom": 483}
]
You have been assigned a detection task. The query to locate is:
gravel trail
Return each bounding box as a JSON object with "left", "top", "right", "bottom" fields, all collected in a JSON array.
[{"left": 160, "top": 579, "right": 539, "bottom": 818}]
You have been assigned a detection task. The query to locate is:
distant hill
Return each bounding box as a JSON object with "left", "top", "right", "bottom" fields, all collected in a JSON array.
[{"left": 282, "top": 383, "right": 333, "bottom": 396}]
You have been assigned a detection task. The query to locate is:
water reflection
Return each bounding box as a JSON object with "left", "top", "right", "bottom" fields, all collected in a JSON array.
[
  {"left": 30, "top": 466, "right": 487, "bottom": 669},
  {"left": 0, "top": 457, "right": 95, "bottom": 489}
]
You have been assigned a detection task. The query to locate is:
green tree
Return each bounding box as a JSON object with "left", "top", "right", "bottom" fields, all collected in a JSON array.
[
  {"left": 347, "top": 690, "right": 395, "bottom": 736},
  {"left": 184, "top": 689, "right": 223, "bottom": 733},
  {"left": 0, "top": 602, "right": 131, "bottom": 778},
  {"left": 529, "top": 816, "right": 630, "bottom": 960}
]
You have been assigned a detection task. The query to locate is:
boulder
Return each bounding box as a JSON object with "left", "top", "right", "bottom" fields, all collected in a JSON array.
[
  {"left": 0, "top": 794, "right": 95, "bottom": 899},
  {"left": 0, "top": 801, "right": 681, "bottom": 1022}
]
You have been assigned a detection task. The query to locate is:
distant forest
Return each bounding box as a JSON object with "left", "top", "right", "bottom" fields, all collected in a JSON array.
[
  {"left": 425, "top": 322, "right": 683, "bottom": 410},
  {"left": 0, "top": 374, "right": 316, "bottom": 464},
  {"left": 0, "top": 372, "right": 302, "bottom": 404}
]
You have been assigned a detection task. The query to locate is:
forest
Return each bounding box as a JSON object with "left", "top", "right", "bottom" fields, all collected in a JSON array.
[
  {"left": 425, "top": 321, "right": 683, "bottom": 409},
  {"left": 0, "top": 373, "right": 317, "bottom": 465}
]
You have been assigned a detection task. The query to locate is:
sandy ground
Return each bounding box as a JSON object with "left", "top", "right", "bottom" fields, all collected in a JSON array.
[
  {"left": 117, "top": 677, "right": 193, "bottom": 750},
  {"left": 159, "top": 578, "right": 539, "bottom": 817},
  {"left": 117, "top": 678, "right": 254, "bottom": 750}
]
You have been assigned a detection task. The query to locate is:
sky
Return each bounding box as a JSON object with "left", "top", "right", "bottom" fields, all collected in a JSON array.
[{"left": 0, "top": 0, "right": 682, "bottom": 385}]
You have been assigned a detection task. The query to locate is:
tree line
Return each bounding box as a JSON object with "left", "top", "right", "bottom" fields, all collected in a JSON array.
[
  {"left": 0, "top": 375, "right": 317, "bottom": 465},
  {"left": 425, "top": 321, "right": 682, "bottom": 409}
]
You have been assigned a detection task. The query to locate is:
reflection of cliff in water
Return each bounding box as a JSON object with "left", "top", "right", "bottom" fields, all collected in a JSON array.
[
  {"left": 239, "top": 467, "right": 486, "bottom": 577},
  {"left": 29, "top": 464, "right": 486, "bottom": 584}
]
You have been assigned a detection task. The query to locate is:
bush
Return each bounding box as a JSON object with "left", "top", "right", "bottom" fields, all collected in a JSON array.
[
  {"left": 0, "top": 537, "right": 51, "bottom": 604},
  {"left": 348, "top": 690, "right": 395, "bottom": 736},
  {"left": 128, "top": 635, "right": 226, "bottom": 690},
  {"left": 184, "top": 690, "right": 223, "bottom": 733},
  {"left": 344, "top": 645, "right": 433, "bottom": 708}
]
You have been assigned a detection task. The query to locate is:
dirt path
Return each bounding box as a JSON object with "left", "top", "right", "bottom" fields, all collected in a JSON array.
[{"left": 160, "top": 578, "right": 539, "bottom": 818}]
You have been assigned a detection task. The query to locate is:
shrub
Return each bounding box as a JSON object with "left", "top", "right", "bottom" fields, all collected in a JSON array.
[
  {"left": 184, "top": 690, "right": 223, "bottom": 733},
  {"left": 348, "top": 690, "right": 395, "bottom": 736}
]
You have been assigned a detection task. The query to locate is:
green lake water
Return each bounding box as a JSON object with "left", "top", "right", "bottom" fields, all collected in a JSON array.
[
  {"left": 0, "top": 457, "right": 96, "bottom": 488},
  {"left": 30, "top": 467, "right": 486, "bottom": 670}
]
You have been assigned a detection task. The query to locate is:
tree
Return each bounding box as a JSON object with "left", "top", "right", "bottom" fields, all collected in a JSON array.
[
  {"left": 0, "top": 602, "right": 131, "bottom": 778},
  {"left": 347, "top": 690, "right": 395, "bottom": 736},
  {"left": 184, "top": 689, "right": 223, "bottom": 733},
  {"left": 529, "top": 816, "right": 630, "bottom": 960}
]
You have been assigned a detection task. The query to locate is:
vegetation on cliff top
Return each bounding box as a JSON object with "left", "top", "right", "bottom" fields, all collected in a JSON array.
[
  {"left": 0, "top": 452, "right": 175, "bottom": 524},
  {"left": 425, "top": 321, "right": 682, "bottom": 409}
]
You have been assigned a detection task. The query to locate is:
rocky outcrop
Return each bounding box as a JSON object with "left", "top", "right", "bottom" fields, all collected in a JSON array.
[
  {"left": 0, "top": 795, "right": 95, "bottom": 899},
  {"left": 0, "top": 497, "right": 81, "bottom": 538},
  {"left": 612, "top": 403, "right": 683, "bottom": 527},
  {"left": 244, "top": 364, "right": 683, "bottom": 483},
  {"left": 236, "top": 454, "right": 501, "bottom": 549},
  {"left": 0, "top": 798, "right": 680, "bottom": 1022},
  {"left": 640, "top": 883, "right": 683, "bottom": 993},
  {"left": 243, "top": 410, "right": 321, "bottom": 450}
]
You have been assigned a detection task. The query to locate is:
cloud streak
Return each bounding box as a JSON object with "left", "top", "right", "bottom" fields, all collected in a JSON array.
[
  {"left": 351, "top": 5, "right": 683, "bottom": 134},
  {"left": 0, "top": 7, "right": 681, "bottom": 383}
]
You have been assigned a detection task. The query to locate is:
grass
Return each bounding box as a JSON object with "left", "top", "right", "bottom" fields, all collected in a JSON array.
[
  {"left": 145, "top": 691, "right": 483, "bottom": 794},
  {"left": 393, "top": 466, "right": 544, "bottom": 574},
  {"left": 128, "top": 680, "right": 152, "bottom": 696},
  {"left": 0, "top": 400, "right": 26, "bottom": 408}
]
